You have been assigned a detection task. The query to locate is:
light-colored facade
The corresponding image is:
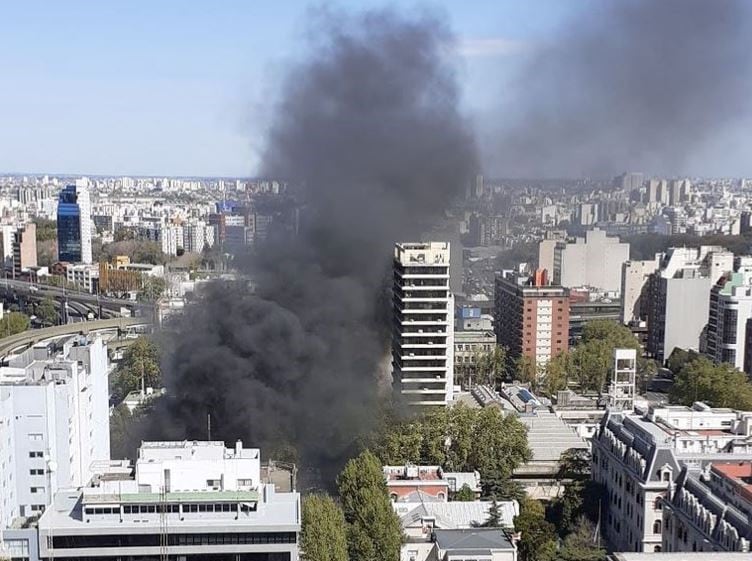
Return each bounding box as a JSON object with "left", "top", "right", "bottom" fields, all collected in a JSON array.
[
  {"left": 592, "top": 402, "right": 752, "bottom": 553},
  {"left": 13, "top": 223, "right": 37, "bottom": 279},
  {"left": 65, "top": 263, "right": 99, "bottom": 293},
  {"left": 704, "top": 269, "right": 752, "bottom": 371},
  {"left": 0, "top": 336, "right": 110, "bottom": 527},
  {"left": 453, "top": 330, "right": 495, "bottom": 385},
  {"left": 647, "top": 247, "right": 734, "bottom": 362},
  {"left": 0, "top": 224, "right": 16, "bottom": 271},
  {"left": 37, "top": 440, "right": 300, "bottom": 561},
  {"left": 392, "top": 242, "right": 455, "bottom": 407},
  {"left": 552, "top": 228, "right": 630, "bottom": 293},
  {"left": 621, "top": 257, "right": 659, "bottom": 324},
  {"left": 662, "top": 462, "right": 752, "bottom": 554}
]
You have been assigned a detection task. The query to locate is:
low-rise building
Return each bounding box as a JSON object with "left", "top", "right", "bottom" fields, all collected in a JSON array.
[
  {"left": 37, "top": 440, "right": 300, "bottom": 561},
  {"left": 432, "top": 529, "right": 517, "bottom": 561},
  {"left": 384, "top": 465, "right": 481, "bottom": 503}
]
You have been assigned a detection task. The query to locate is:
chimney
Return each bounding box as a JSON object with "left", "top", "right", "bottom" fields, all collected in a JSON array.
[{"left": 235, "top": 440, "right": 242, "bottom": 455}]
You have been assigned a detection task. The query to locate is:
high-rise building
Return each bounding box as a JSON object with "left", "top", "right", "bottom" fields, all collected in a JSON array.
[
  {"left": 494, "top": 269, "right": 569, "bottom": 367},
  {"left": 552, "top": 228, "right": 630, "bottom": 294},
  {"left": 12, "top": 223, "right": 37, "bottom": 279},
  {"left": 0, "top": 336, "right": 110, "bottom": 528},
  {"left": 621, "top": 257, "right": 660, "bottom": 324},
  {"left": 392, "top": 242, "right": 454, "bottom": 407},
  {"left": 646, "top": 246, "right": 734, "bottom": 362},
  {"left": 36, "top": 440, "right": 300, "bottom": 561},
  {"left": 57, "top": 184, "right": 92, "bottom": 264},
  {"left": 704, "top": 267, "right": 752, "bottom": 371},
  {"left": 0, "top": 224, "right": 15, "bottom": 271}
]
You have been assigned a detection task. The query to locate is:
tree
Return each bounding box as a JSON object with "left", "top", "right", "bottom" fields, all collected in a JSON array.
[
  {"left": 514, "top": 497, "right": 557, "bottom": 561},
  {"left": 110, "top": 337, "right": 162, "bottom": 404},
  {"left": 515, "top": 355, "right": 538, "bottom": 388},
  {"left": 0, "top": 312, "right": 31, "bottom": 337},
  {"left": 481, "top": 475, "right": 525, "bottom": 502},
  {"left": 482, "top": 496, "right": 502, "bottom": 527},
  {"left": 557, "top": 517, "right": 606, "bottom": 561},
  {"left": 541, "top": 352, "right": 569, "bottom": 396},
  {"left": 666, "top": 347, "right": 700, "bottom": 375},
  {"left": 301, "top": 493, "right": 348, "bottom": 561},
  {"left": 337, "top": 450, "right": 403, "bottom": 561},
  {"left": 138, "top": 276, "right": 166, "bottom": 303},
  {"left": 35, "top": 297, "right": 58, "bottom": 326},
  {"left": 453, "top": 484, "right": 475, "bottom": 502},
  {"left": 670, "top": 356, "right": 752, "bottom": 410},
  {"left": 32, "top": 218, "right": 57, "bottom": 242},
  {"left": 556, "top": 449, "right": 591, "bottom": 481},
  {"left": 475, "top": 345, "right": 508, "bottom": 388}
]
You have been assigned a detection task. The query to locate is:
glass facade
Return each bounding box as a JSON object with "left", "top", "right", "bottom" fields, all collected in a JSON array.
[{"left": 57, "top": 185, "right": 82, "bottom": 262}]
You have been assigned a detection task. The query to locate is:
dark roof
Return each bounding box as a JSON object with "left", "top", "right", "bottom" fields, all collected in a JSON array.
[{"left": 433, "top": 529, "right": 515, "bottom": 551}]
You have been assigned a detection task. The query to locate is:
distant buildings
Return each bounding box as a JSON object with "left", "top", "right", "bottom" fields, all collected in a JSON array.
[
  {"left": 0, "top": 335, "right": 110, "bottom": 527},
  {"left": 549, "top": 228, "right": 630, "bottom": 294},
  {"left": 494, "top": 269, "right": 569, "bottom": 367},
  {"left": 392, "top": 242, "right": 454, "bottom": 407},
  {"left": 57, "top": 184, "right": 92, "bottom": 264},
  {"left": 12, "top": 222, "right": 37, "bottom": 279},
  {"left": 646, "top": 247, "right": 734, "bottom": 362},
  {"left": 36, "top": 440, "right": 300, "bottom": 560},
  {"left": 704, "top": 267, "right": 752, "bottom": 372}
]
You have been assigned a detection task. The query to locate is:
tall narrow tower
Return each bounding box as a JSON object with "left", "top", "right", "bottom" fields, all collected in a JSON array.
[
  {"left": 608, "top": 348, "right": 637, "bottom": 412},
  {"left": 392, "top": 242, "right": 454, "bottom": 407}
]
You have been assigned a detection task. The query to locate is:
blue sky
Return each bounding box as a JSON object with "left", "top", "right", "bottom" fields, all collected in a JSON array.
[{"left": 0, "top": 1, "right": 576, "bottom": 177}]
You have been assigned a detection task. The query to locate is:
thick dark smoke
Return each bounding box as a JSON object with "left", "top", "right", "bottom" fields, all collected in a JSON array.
[
  {"left": 148, "top": 8, "right": 476, "bottom": 481},
  {"left": 486, "top": 0, "right": 752, "bottom": 178}
]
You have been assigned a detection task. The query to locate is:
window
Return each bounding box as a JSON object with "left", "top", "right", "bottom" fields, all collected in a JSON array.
[
  {"left": 28, "top": 433, "right": 43, "bottom": 441},
  {"left": 653, "top": 520, "right": 662, "bottom": 534},
  {"left": 29, "top": 469, "right": 44, "bottom": 476},
  {"left": 654, "top": 497, "right": 662, "bottom": 510},
  {"left": 28, "top": 451, "right": 43, "bottom": 458},
  {"left": 237, "top": 479, "right": 253, "bottom": 487},
  {"left": 206, "top": 479, "right": 221, "bottom": 488},
  {"left": 30, "top": 487, "right": 44, "bottom": 494}
]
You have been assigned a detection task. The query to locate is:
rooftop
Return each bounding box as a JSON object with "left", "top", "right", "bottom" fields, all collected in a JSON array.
[
  {"left": 433, "top": 528, "right": 515, "bottom": 552},
  {"left": 711, "top": 461, "right": 752, "bottom": 503}
]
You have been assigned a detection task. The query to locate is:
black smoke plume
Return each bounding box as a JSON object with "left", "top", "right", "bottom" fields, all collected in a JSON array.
[
  {"left": 148, "top": 8, "right": 476, "bottom": 481},
  {"left": 486, "top": 0, "right": 752, "bottom": 178}
]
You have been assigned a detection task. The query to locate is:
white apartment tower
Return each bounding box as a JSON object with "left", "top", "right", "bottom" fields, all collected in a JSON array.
[
  {"left": 393, "top": 242, "right": 454, "bottom": 407},
  {"left": 608, "top": 348, "right": 637, "bottom": 412},
  {"left": 0, "top": 336, "right": 110, "bottom": 527},
  {"left": 74, "top": 180, "right": 93, "bottom": 264}
]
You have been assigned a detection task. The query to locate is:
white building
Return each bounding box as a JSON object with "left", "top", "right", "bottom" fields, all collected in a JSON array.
[
  {"left": 37, "top": 440, "right": 300, "bottom": 561},
  {"left": 392, "top": 242, "right": 455, "bottom": 407},
  {"left": 0, "top": 224, "right": 16, "bottom": 271},
  {"left": 552, "top": 228, "right": 630, "bottom": 294},
  {"left": 182, "top": 222, "right": 207, "bottom": 253},
  {"left": 0, "top": 336, "right": 110, "bottom": 527},
  {"left": 65, "top": 263, "right": 99, "bottom": 293},
  {"left": 74, "top": 181, "right": 93, "bottom": 265},
  {"left": 592, "top": 402, "right": 752, "bottom": 553},
  {"left": 621, "top": 257, "right": 660, "bottom": 324},
  {"left": 704, "top": 268, "right": 752, "bottom": 371},
  {"left": 647, "top": 247, "right": 734, "bottom": 362},
  {"left": 161, "top": 224, "right": 184, "bottom": 256}
]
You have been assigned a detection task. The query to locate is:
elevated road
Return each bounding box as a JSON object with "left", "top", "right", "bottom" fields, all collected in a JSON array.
[{"left": 0, "top": 317, "right": 152, "bottom": 358}]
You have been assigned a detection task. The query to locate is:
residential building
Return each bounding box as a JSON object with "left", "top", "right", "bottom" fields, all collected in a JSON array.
[
  {"left": 65, "top": 263, "right": 99, "bottom": 293},
  {"left": 0, "top": 336, "right": 110, "bottom": 528},
  {"left": 646, "top": 247, "right": 734, "bottom": 362},
  {"left": 396, "top": 502, "right": 518, "bottom": 561},
  {"left": 592, "top": 402, "right": 752, "bottom": 553},
  {"left": 551, "top": 228, "right": 630, "bottom": 293},
  {"left": 392, "top": 242, "right": 454, "bottom": 407},
  {"left": 37, "top": 440, "right": 301, "bottom": 561},
  {"left": 12, "top": 223, "right": 37, "bottom": 279},
  {"left": 431, "top": 529, "right": 517, "bottom": 561},
  {"left": 383, "top": 465, "right": 480, "bottom": 503},
  {"left": 494, "top": 269, "right": 569, "bottom": 367},
  {"left": 704, "top": 268, "right": 752, "bottom": 371},
  {"left": 57, "top": 184, "right": 92, "bottom": 264},
  {"left": 662, "top": 462, "right": 752, "bottom": 553},
  {"left": 0, "top": 224, "right": 15, "bottom": 271},
  {"left": 621, "top": 257, "right": 660, "bottom": 324},
  {"left": 453, "top": 330, "right": 495, "bottom": 386}
]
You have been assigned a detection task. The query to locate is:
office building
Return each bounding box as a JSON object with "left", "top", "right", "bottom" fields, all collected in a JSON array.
[
  {"left": 592, "top": 402, "right": 752, "bottom": 553},
  {"left": 12, "top": 223, "right": 37, "bottom": 279},
  {"left": 646, "top": 247, "right": 734, "bottom": 362},
  {"left": 494, "top": 269, "right": 569, "bottom": 367},
  {"left": 57, "top": 184, "right": 92, "bottom": 264},
  {"left": 37, "top": 440, "right": 300, "bottom": 561},
  {"left": 453, "top": 330, "right": 496, "bottom": 384},
  {"left": 551, "top": 228, "right": 630, "bottom": 293},
  {"left": 621, "top": 258, "right": 660, "bottom": 324},
  {"left": 662, "top": 462, "right": 752, "bottom": 553},
  {"left": 392, "top": 242, "right": 454, "bottom": 407},
  {"left": 0, "top": 335, "right": 110, "bottom": 528},
  {"left": 704, "top": 268, "right": 752, "bottom": 371},
  {"left": 65, "top": 263, "right": 99, "bottom": 293}
]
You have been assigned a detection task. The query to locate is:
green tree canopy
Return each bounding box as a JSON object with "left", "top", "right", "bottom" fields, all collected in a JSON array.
[
  {"left": 33, "top": 217, "right": 57, "bottom": 242},
  {"left": 372, "top": 403, "right": 531, "bottom": 481},
  {"left": 670, "top": 356, "right": 752, "bottom": 410},
  {"left": 514, "top": 497, "right": 557, "bottom": 561},
  {"left": 35, "top": 297, "right": 58, "bottom": 326},
  {"left": 666, "top": 347, "right": 700, "bottom": 375},
  {"left": 475, "top": 345, "right": 509, "bottom": 388},
  {"left": 301, "top": 493, "right": 348, "bottom": 561},
  {"left": 482, "top": 496, "right": 503, "bottom": 527},
  {"left": 557, "top": 517, "right": 606, "bottom": 561},
  {"left": 453, "top": 484, "right": 476, "bottom": 502},
  {"left": 0, "top": 312, "right": 31, "bottom": 337},
  {"left": 138, "top": 276, "right": 167, "bottom": 303},
  {"left": 337, "top": 450, "right": 403, "bottom": 561},
  {"left": 111, "top": 337, "right": 162, "bottom": 403}
]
